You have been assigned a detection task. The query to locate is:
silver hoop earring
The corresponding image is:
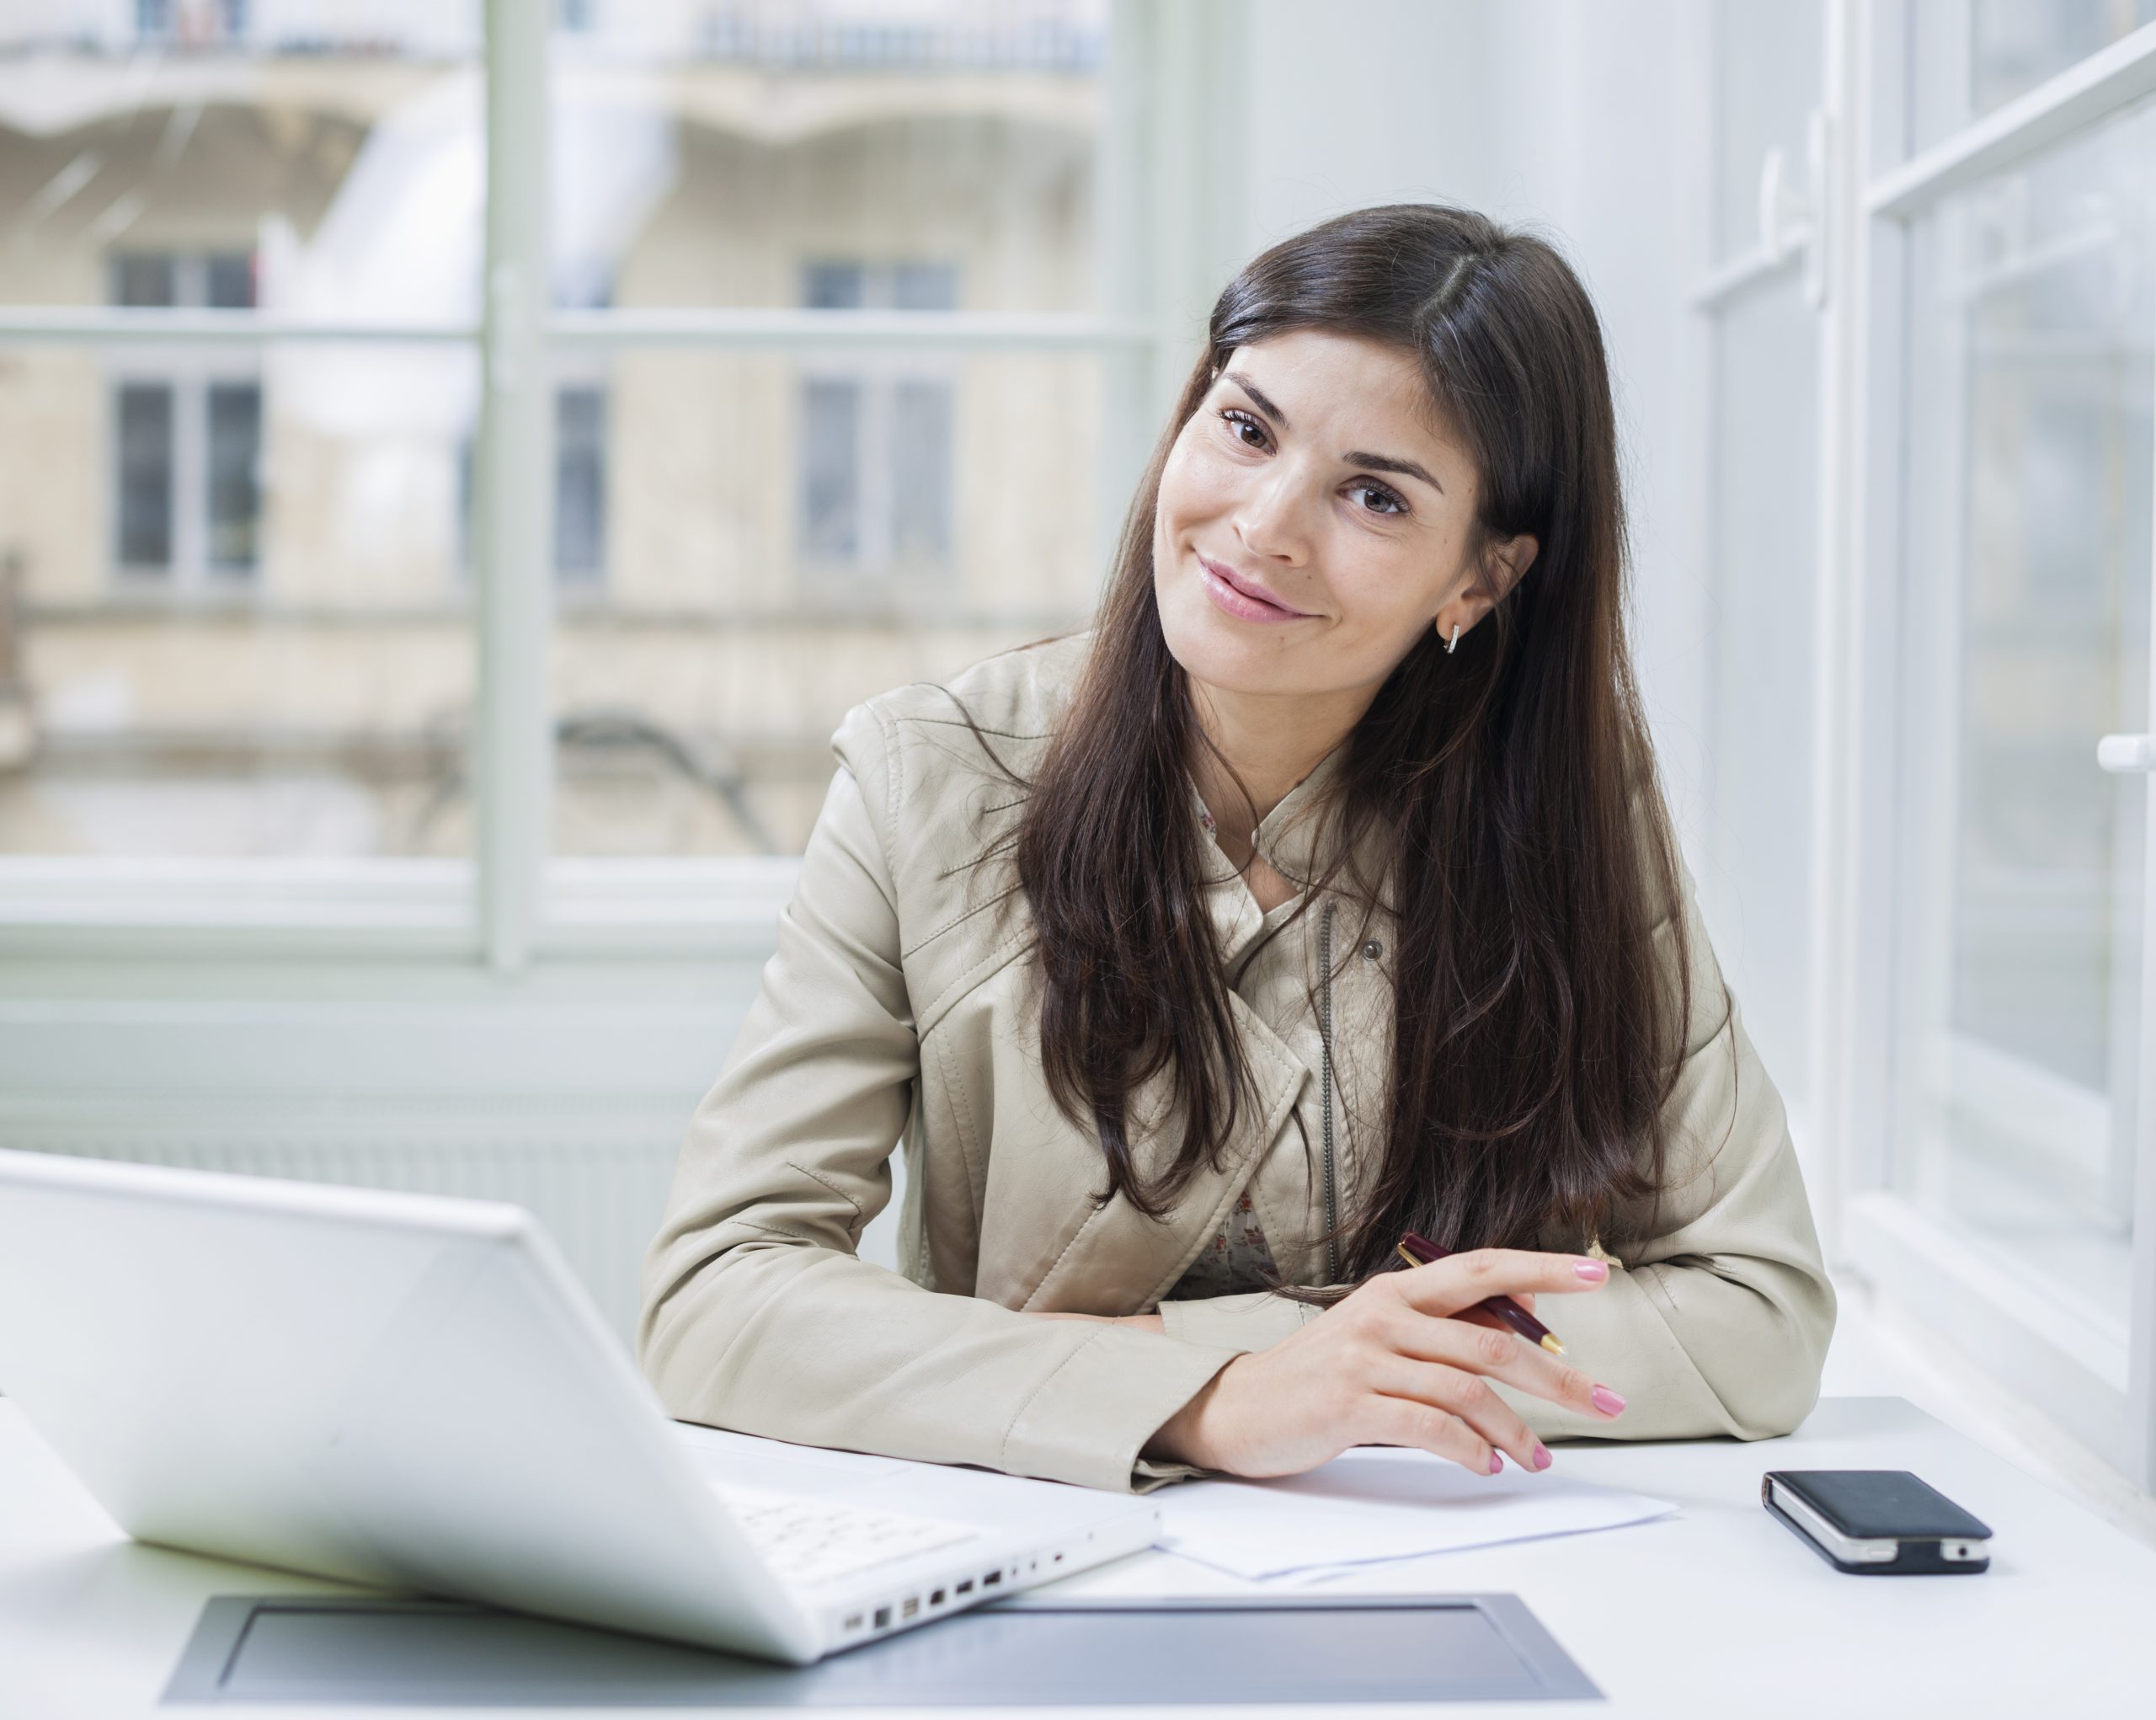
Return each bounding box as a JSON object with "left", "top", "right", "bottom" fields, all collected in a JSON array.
[{"left": 1445, "top": 622, "right": 1461, "bottom": 655}]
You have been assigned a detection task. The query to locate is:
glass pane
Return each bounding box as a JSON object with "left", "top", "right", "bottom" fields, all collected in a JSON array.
[
  {"left": 0, "top": 3, "right": 483, "bottom": 316},
  {"left": 892, "top": 378, "right": 953, "bottom": 559},
  {"left": 1710, "top": 0, "right": 1822, "bottom": 261},
  {"left": 802, "top": 378, "right": 863, "bottom": 562},
  {"left": 1701, "top": 280, "right": 1818, "bottom": 1121},
  {"left": 1896, "top": 99, "right": 2156, "bottom": 1326},
  {"left": 113, "top": 254, "right": 176, "bottom": 308},
  {"left": 547, "top": 0, "right": 1108, "bottom": 311},
  {"left": 0, "top": 343, "right": 479, "bottom": 857},
  {"left": 555, "top": 383, "right": 607, "bottom": 585},
  {"left": 551, "top": 350, "right": 1103, "bottom": 857},
  {"left": 205, "top": 252, "right": 257, "bottom": 311},
  {"left": 206, "top": 382, "right": 262, "bottom": 571},
  {"left": 115, "top": 382, "right": 174, "bottom": 567},
  {"left": 1911, "top": 2, "right": 2156, "bottom": 152}
]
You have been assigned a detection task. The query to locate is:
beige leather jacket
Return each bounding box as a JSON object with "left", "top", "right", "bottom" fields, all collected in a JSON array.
[{"left": 638, "top": 635, "right": 1836, "bottom": 1492}]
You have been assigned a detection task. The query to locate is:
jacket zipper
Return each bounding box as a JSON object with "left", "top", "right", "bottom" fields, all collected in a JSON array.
[{"left": 1319, "top": 900, "right": 1340, "bottom": 1284}]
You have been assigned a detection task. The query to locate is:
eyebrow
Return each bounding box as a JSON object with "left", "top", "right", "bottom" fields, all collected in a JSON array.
[{"left": 1224, "top": 369, "right": 1444, "bottom": 494}]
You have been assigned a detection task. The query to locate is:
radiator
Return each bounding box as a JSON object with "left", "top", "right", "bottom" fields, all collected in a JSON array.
[
  {"left": 5, "top": 1109, "right": 907, "bottom": 1347},
  {"left": 5, "top": 1108, "right": 690, "bottom": 1346}
]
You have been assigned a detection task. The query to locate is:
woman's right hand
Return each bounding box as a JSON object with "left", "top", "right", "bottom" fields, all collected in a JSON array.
[{"left": 1142, "top": 1248, "right": 1627, "bottom": 1478}]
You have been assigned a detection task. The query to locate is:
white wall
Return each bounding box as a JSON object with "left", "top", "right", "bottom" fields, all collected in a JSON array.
[{"left": 1235, "top": 0, "right": 1716, "bottom": 851}]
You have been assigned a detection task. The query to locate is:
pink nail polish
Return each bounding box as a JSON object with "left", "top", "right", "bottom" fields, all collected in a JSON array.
[
  {"left": 1590, "top": 1385, "right": 1626, "bottom": 1417},
  {"left": 1532, "top": 1443, "right": 1552, "bottom": 1471},
  {"left": 1573, "top": 1259, "right": 1608, "bottom": 1281},
  {"left": 1488, "top": 1450, "right": 1503, "bottom": 1474}
]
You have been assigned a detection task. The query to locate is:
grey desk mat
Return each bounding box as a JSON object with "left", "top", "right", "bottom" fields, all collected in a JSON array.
[{"left": 163, "top": 1593, "right": 1602, "bottom": 1706}]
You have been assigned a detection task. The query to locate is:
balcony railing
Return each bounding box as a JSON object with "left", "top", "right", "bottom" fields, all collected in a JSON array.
[{"left": 1, "top": 0, "right": 1106, "bottom": 72}]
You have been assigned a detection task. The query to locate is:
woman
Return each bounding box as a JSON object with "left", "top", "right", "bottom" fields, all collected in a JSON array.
[{"left": 638, "top": 203, "right": 1835, "bottom": 1493}]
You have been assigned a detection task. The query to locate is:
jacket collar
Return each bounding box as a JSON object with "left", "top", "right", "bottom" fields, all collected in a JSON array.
[
  {"left": 1187, "top": 737, "right": 1352, "bottom": 887},
  {"left": 1187, "top": 737, "right": 1358, "bottom": 964}
]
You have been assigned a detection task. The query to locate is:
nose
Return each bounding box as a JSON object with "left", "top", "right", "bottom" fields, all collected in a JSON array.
[{"left": 1230, "top": 462, "right": 1313, "bottom": 566}]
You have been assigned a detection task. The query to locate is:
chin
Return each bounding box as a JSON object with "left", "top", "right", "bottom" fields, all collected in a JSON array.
[{"left": 1154, "top": 570, "right": 1323, "bottom": 697}]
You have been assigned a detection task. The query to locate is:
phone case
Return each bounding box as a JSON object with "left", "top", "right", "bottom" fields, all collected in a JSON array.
[{"left": 1762, "top": 1470, "right": 1992, "bottom": 1576}]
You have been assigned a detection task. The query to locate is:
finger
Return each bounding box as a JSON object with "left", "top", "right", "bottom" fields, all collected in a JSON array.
[
  {"left": 1360, "top": 1393, "right": 1501, "bottom": 1477},
  {"left": 1381, "top": 1307, "right": 1611, "bottom": 1424},
  {"left": 1454, "top": 1305, "right": 1569, "bottom": 1365},
  {"left": 1393, "top": 1247, "right": 1609, "bottom": 1318},
  {"left": 1454, "top": 1301, "right": 1565, "bottom": 1360},
  {"left": 1371, "top": 1356, "right": 1544, "bottom": 1472}
]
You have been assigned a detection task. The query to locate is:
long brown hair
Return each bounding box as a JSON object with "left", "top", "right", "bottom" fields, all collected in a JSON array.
[{"left": 1011, "top": 202, "right": 1717, "bottom": 1279}]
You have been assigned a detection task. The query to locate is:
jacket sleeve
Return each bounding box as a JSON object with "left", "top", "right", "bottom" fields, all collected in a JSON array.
[
  {"left": 1155, "top": 1290, "right": 1321, "bottom": 1350},
  {"left": 636, "top": 705, "right": 1247, "bottom": 1493},
  {"left": 1167, "top": 841, "right": 1836, "bottom": 1437},
  {"left": 1497, "top": 842, "right": 1837, "bottom": 1443}
]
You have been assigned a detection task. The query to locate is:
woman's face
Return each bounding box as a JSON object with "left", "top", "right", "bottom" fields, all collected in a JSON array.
[{"left": 1152, "top": 329, "right": 1535, "bottom": 702}]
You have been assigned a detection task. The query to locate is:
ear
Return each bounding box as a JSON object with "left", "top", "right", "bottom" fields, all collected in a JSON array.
[
  {"left": 1481, "top": 531, "right": 1539, "bottom": 601},
  {"left": 1433, "top": 533, "right": 1540, "bottom": 647}
]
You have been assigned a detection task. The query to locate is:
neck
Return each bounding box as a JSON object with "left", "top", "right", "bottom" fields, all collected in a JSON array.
[{"left": 1186, "top": 676, "right": 1374, "bottom": 853}]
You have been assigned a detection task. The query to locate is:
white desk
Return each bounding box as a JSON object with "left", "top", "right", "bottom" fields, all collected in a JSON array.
[{"left": 3, "top": 1395, "right": 2153, "bottom": 1718}]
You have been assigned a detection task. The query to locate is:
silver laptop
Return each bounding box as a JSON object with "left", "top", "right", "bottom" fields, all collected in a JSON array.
[{"left": 0, "top": 1149, "right": 1157, "bottom": 1664}]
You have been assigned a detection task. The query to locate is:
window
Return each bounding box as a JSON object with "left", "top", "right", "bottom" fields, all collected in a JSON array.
[
  {"left": 797, "top": 260, "right": 958, "bottom": 584},
  {"left": 0, "top": 9, "right": 483, "bottom": 862},
  {"left": 136, "top": 1, "right": 249, "bottom": 45},
  {"left": 1892, "top": 98, "right": 2155, "bottom": 1332},
  {"left": 105, "top": 251, "right": 263, "bottom": 585},
  {"left": 0, "top": 0, "right": 1159, "bottom": 919},
  {"left": 453, "top": 386, "right": 613, "bottom": 588},
  {"left": 1908, "top": 1, "right": 2156, "bottom": 148},
  {"left": 545, "top": 6, "right": 1116, "bottom": 861},
  {"left": 1697, "top": 0, "right": 2156, "bottom": 1485},
  {"left": 1700, "top": 2, "right": 2156, "bottom": 1486}
]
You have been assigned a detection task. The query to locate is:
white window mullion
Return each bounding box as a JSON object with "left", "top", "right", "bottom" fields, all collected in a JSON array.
[
  {"left": 1841, "top": 5, "right": 1913, "bottom": 1212},
  {"left": 1867, "top": 20, "right": 2156, "bottom": 219},
  {"left": 475, "top": 0, "right": 553, "bottom": 973},
  {"left": 2132, "top": 238, "right": 2156, "bottom": 1493},
  {"left": 1097, "top": 0, "right": 1165, "bottom": 569},
  {"left": 1802, "top": 0, "right": 1857, "bottom": 1262}
]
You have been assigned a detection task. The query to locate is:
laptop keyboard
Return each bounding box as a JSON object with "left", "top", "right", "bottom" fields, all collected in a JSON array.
[{"left": 710, "top": 1482, "right": 983, "bottom": 1589}]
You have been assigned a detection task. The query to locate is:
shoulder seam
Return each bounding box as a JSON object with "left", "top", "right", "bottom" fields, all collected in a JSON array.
[{"left": 857, "top": 699, "right": 905, "bottom": 904}]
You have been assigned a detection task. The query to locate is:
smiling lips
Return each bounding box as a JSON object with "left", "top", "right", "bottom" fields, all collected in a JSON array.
[{"left": 1196, "top": 553, "right": 1314, "bottom": 624}]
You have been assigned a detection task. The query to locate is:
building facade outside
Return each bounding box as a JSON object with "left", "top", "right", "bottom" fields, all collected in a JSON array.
[{"left": 0, "top": 0, "right": 1111, "bottom": 858}]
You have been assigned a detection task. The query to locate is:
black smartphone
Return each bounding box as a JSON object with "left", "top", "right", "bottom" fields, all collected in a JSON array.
[{"left": 1762, "top": 1470, "right": 1993, "bottom": 1575}]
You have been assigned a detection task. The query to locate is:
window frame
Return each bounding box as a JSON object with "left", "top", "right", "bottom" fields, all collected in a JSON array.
[
  {"left": 0, "top": 0, "right": 1219, "bottom": 966},
  {"left": 1701, "top": 3, "right": 2156, "bottom": 1488}
]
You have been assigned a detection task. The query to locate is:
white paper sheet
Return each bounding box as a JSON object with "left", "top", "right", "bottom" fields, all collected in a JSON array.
[{"left": 1155, "top": 1445, "right": 1678, "bottom": 1582}]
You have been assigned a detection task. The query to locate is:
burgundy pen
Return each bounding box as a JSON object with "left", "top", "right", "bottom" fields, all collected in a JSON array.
[{"left": 1395, "top": 1231, "right": 1567, "bottom": 1355}]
